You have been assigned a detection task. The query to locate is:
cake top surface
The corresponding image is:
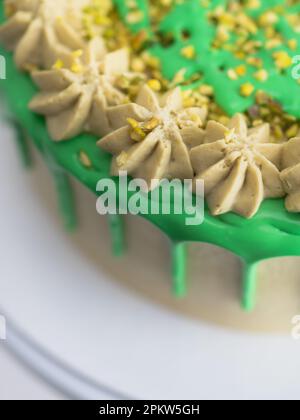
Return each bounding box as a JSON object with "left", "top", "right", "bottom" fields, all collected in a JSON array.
[{"left": 1, "top": 0, "right": 300, "bottom": 263}]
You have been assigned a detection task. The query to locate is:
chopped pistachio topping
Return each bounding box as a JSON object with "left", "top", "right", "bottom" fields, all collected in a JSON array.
[
  {"left": 79, "top": 151, "right": 93, "bottom": 168},
  {"left": 240, "top": 83, "right": 255, "bottom": 97}
]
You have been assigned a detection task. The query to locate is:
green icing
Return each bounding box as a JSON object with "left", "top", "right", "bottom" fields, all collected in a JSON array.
[
  {"left": 1, "top": 0, "right": 300, "bottom": 285},
  {"left": 118, "top": 0, "right": 300, "bottom": 117},
  {"left": 50, "top": 168, "right": 78, "bottom": 232},
  {"left": 242, "top": 261, "right": 259, "bottom": 312},
  {"left": 172, "top": 242, "right": 188, "bottom": 298},
  {"left": 113, "top": 0, "right": 150, "bottom": 33},
  {"left": 11, "top": 119, "right": 33, "bottom": 168},
  {"left": 109, "top": 214, "right": 126, "bottom": 257}
]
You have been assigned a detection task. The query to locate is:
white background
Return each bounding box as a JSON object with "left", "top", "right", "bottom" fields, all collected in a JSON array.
[{"left": 0, "top": 346, "right": 64, "bottom": 400}]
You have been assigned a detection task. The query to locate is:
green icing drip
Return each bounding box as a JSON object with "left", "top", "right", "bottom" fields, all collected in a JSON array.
[
  {"left": 51, "top": 169, "right": 77, "bottom": 232},
  {"left": 108, "top": 214, "right": 126, "bottom": 257},
  {"left": 11, "top": 120, "right": 32, "bottom": 169},
  {"left": 1, "top": 1, "right": 300, "bottom": 291},
  {"left": 172, "top": 242, "right": 188, "bottom": 297},
  {"left": 242, "top": 261, "right": 259, "bottom": 312},
  {"left": 39, "top": 135, "right": 77, "bottom": 231}
]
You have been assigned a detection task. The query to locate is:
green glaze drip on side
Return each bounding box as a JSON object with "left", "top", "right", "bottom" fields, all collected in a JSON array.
[
  {"left": 11, "top": 120, "right": 32, "bottom": 169},
  {"left": 108, "top": 214, "right": 125, "bottom": 257},
  {"left": 172, "top": 242, "right": 187, "bottom": 297},
  {"left": 242, "top": 261, "right": 259, "bottom": 312},
  {"left": 38, "top": 133, "right": 77, "bottom": 231},
  {"left": 51, "top": 167, "right": 77, "bottom": 232}
]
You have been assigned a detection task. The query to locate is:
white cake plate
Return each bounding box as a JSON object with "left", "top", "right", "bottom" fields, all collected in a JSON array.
[{"left": 1, "top": 120, "right": 300, "bottom": 400}]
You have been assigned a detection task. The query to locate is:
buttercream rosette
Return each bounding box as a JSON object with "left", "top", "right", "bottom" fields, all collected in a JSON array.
[
  {"left": 98, "top": 84, "right": 207, "bottom": 190},
  {"left": 190, "top": 114, "right": 285, "bottom": 218},
  {"left": 280, "top": 137, "right": 300, "bottom": 213},
  {"left": 29, "top": 38, "right": 137, "bottom": 140},
  {"left": 0, "top": 0, "right": 88, "bottom": 70}
]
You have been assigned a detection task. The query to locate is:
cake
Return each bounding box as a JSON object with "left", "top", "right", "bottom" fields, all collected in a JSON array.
[{"left": 1, "top": 0, "right": 300, "bottom": 329}]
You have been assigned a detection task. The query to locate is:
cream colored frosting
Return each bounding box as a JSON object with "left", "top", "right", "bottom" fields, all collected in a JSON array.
[
  {"left": 29, "top": 39, "right": 136, "bottom": 140},
  {"left": 0, "top": 0, "right": 87, "bottom": 69},
  {"left": 280, "top": 137, "right": 300, "bottom": 212},
  {"left": 190, "top": 114, "right": 285, "bottom": 218},
  {"left": 98, "top": 84, "right": 207, "bottom": 190}
]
